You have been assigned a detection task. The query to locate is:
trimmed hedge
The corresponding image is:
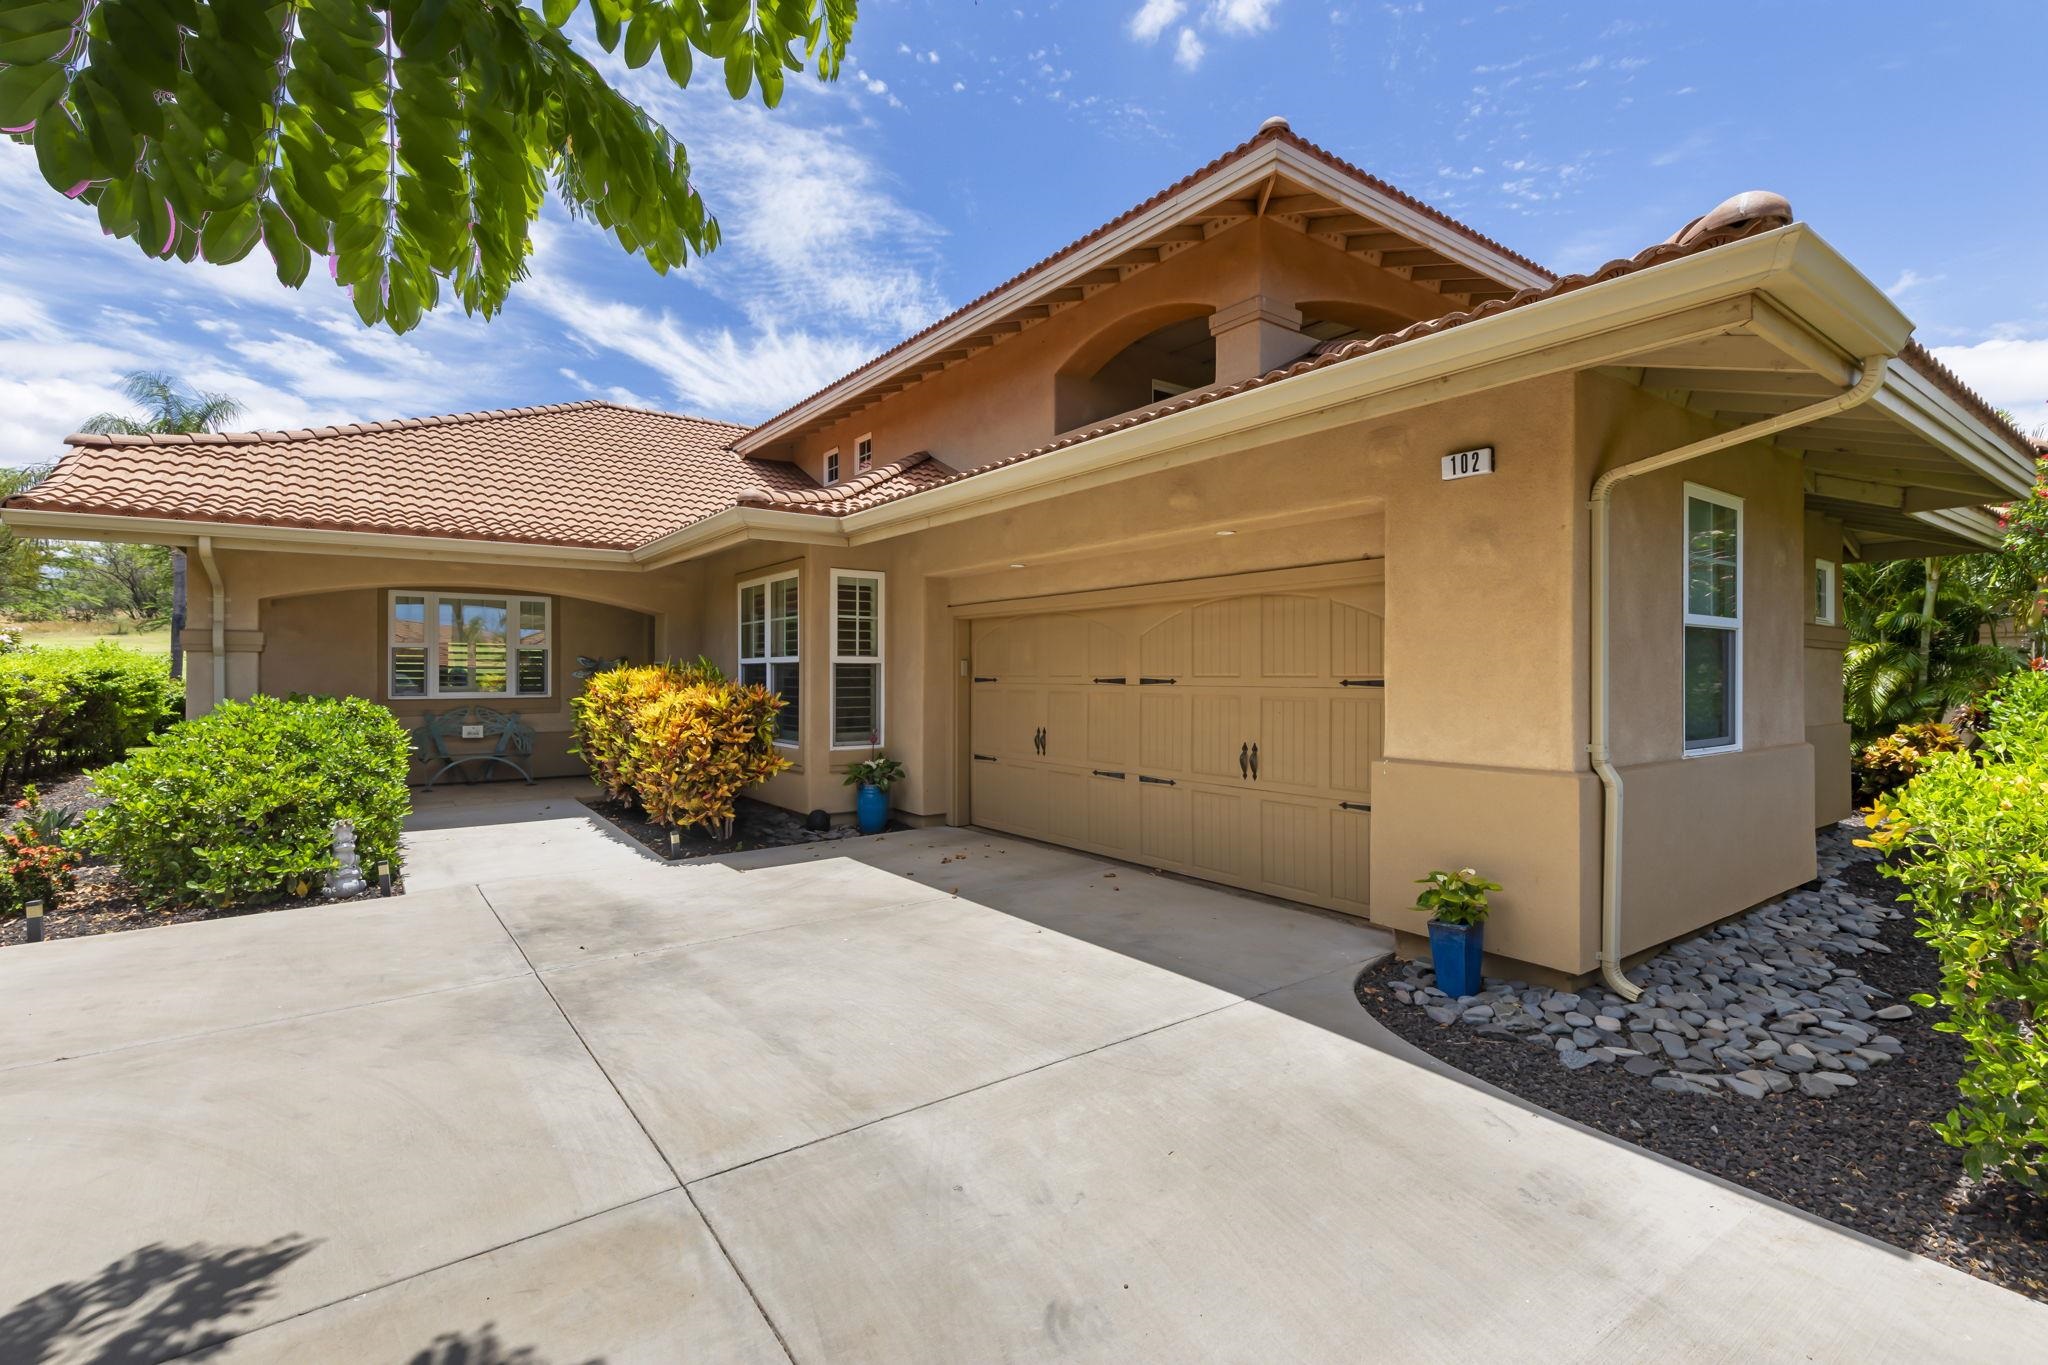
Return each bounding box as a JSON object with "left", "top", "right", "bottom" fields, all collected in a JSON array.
[
  {"left": 79, "top": 695, "right": 412, "bottom": 908},
  {"left": 1865, "top": 672, "right": 2048, "bottom": 1190},
  {"left": 571, "top": 659, "right": 790, "bottom": 837},
  {"left": 0, "top": 644, "right": 183, "bottom": 789}
]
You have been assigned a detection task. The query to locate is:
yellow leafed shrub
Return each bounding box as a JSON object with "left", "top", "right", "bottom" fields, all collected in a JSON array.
[{"left": 571, "top": 659, "right": 790, "bottom": 837}]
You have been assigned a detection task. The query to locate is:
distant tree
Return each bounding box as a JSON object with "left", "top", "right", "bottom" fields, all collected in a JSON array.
[
  {"left": 1842, "top": 555, "right": 2023, "bottom": 737},
  {"left": 0, "top": 462, "right": 53, "bottom": 617},
  {"left": 72, "top": 371, "right": 250, "bottom": 667},
  {"left": 0, "top": 1, "right": 857, "bottom": 331}
]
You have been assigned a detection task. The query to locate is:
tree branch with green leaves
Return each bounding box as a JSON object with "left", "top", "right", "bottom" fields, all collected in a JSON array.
[{"left": 0, "top": 0, "right": 858, "bottom": 331}]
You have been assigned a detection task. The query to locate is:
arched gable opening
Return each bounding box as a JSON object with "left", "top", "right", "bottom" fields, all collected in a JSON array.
[{"left": 1052, "top": 302, "right": 1217, "bottom": 434}]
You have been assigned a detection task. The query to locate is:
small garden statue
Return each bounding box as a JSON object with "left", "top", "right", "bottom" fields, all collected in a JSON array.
[{"left": 323, "top": 819, "right": 368, "bottom": 899}]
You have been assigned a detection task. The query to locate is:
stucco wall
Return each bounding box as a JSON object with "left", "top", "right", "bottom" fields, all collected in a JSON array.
[{"left": 258, "top": 586, "right": 654, "bottom": 780}]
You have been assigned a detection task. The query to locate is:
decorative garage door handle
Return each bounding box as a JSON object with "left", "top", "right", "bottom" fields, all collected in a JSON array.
[
  {"left": 1034, "top": 727, "right": 1046, "bottom": 755},
  {"left": 1250, "top": 743, "right": 1259, "bottom": 781},
  {"left": 1239, "top": 742, "right": 1249, "bottom": 779}
]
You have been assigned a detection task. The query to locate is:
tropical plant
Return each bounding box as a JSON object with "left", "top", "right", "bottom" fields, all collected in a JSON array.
[
  {"left": 1861, "top": 672, "right": 2048, "bottom": 1191},
  {"left": 1412, "top": 867, "right": 1500, "bottom": 927},
  {"left": 0, "top": 0, "right": 857, "bottom": 331},
  {"left": 841, "top": 754, "right": 903, "bottom": 791},
  {"left": 1841, "top": 555, "right": 2024, "bottom": 738},
  {"left": 1853, "top": 721, "right": 1964, "bottom": 801},
  {"left": 1999, "top": 452, "right": 2048, "bottom": 660},
  {"left": 0, "top": 462, "right": 52, "bottom": 616},
  {"left": 0, "top": 643, "right": 182, "bottom": 790},
  {"left": 79, "top": 694, "right": 411, "bottom": 907},
  {"left": 79, "top": 370, "right": 246, "bottom": 437},
  {"left": 569, "top": 658, "right": 789, "bottom": 837}
]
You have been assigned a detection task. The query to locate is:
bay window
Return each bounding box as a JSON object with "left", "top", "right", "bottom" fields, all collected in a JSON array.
[
  {"left": 831, "top": 570, "right": 884, "bottom": 747},
  {"left": 739, "top": 571, "right": 800, "bottom": 746},
  {"left": 389, "top": 591, "right": 550, "bottom": 700},
  {"left": 1682, "top": 486, "right": 1741, "bottom": 754}
]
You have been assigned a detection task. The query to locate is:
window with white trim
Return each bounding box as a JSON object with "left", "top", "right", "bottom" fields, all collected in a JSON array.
[
  {"left": 1813, "top": 558, "right": 1837, "bottom": 625},
  {"left": 389, "top": 591, "right": 550, "bottom": 700},
  {"left": 825, "top": 448, "right": 840, "bottom": 484},
  {"left": 1683, "top": 486, "right": 1742, "bottom": 753},
  {"left": 855, "top": 434, "right": 874, "bottom": 474},
  {"left": 831, "top": 570, "right": 883, "bottom": 747},
  {"left": 738, "top": 571, "right": 800, "bottom": 746}
]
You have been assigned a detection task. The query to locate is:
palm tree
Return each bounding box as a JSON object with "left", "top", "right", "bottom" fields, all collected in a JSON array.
[
  {"left": 1842, "top": 554, "right": 2023, "bottom": 737},
  {"left": 78, "top": 372, "right": 247, "bottom": 679}
]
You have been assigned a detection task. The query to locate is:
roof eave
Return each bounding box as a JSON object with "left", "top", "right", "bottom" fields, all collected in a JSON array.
[{"left": 733, "top": 136, "right": 1551, "bottom": 456}]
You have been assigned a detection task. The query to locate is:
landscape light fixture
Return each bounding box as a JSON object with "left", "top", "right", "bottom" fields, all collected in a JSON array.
[
  {"left": 377, "top": 861, "right": 393, "bottom": 896},
  {"left": 24, "top": 899, "right": 43, "bottom": 943}
]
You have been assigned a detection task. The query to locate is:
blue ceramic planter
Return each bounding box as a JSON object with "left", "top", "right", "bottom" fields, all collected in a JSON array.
[
  {"left": 1428, "top": 919, "right": 1485, "bottom": 998},
  {"left": 855, "top": 782, "right": 889, "bottom": 835}
]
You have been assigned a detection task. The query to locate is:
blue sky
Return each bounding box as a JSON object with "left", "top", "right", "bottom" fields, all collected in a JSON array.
[{"left": 4, "top": 0, "right": 2044, "bottom": 467}]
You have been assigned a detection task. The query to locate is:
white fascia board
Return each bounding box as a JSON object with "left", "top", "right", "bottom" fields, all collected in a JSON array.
[
  {"left": 0, "top": 508, "right": 642, "bottom": 569},
  {"left": 1868, "top": 364, "right": 2037, "bottom": 498},
  {"left": 1915, "top": 505, "right": 2005, "bottom": 549},
  {"left": 632, "top": 506, "right": 848, "bottom": 567}
]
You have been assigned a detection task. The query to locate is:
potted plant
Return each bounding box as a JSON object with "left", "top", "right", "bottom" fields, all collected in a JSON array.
[
  {"left": 843, "top": 755, "right": 905, "bottom": 835},
  {"left": 1414, "top": 867, "right": 1501, "bottom": 998}
]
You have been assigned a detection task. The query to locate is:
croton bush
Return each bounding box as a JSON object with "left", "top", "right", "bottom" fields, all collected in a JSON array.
[
  {"left": 571, "top": 658, "right": 790, "bottom": 837},
  {"left": 79, "top": 695, "right": 411, "bottom": 908},
  {"left": 1864, "top": 672, "right": 2048, "bottom": 1190},
  {"left": 0, "top": 644, "right": 183, "bottom": 791},
  {"left": 1854, "top": 720, "right": 1967, "bottom": 802}
]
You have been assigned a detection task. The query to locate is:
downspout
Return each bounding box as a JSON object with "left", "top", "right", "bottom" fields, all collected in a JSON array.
[
  {"left": 1588, "top": 354, "right": 1890, "bottom": 1001},
  {"left": 195, "top": 535, "right": 227, "bottom": 710}
]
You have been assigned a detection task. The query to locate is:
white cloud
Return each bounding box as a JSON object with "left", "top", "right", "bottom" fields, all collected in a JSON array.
[
  {"left": 1174, "top": 27, "right": 1207, "bottom": 70},
  {"left": 1206, "top": 0, "right": 1281, "bottom": 35},
  {"left": 1885, "top": 268, "right": 1943, "bottom": 299},
  {"left": 1129, "top": 0, "right": 1186, "bottom": 42},
  {"left": 1931, "top": 336, "right": 2048, "bottom": 435}
]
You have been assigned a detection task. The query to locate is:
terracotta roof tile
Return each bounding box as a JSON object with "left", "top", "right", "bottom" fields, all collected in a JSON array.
[
  {"left": 7, "top": 401, "right": 815, "bottom": 550},
  {"left": 740, "top": 121, "right": 1554, "bottom": 442},
  {"left": 1896, "top": 341, "right": 2039, "bottom": 463},
  {"left": 735, "top": 451, "right": 952, "bottom": 515}
]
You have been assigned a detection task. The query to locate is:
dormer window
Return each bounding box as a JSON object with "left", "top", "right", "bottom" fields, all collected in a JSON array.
[
  {"left": 825, "top": 448, "right": 840, "bottom": 484},
  {"left": 855, "top": 434, "right": 874, "bottom": 474}
]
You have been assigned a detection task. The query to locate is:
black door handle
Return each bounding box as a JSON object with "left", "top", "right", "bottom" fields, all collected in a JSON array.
[
  {"left": 1250, "top": 742, "right": 1259, "bottom": 781},
  {"left": 1239, "top": 742, "right": 1249, "bottom": 779},
  {"left": 1034, "top": 727, "right": 1046, "bottom": 756}
]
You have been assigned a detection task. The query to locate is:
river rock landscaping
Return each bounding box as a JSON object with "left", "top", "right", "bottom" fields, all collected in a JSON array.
[{"left": 1357, "top": 820, "right": 2048, "bottom": 1302}]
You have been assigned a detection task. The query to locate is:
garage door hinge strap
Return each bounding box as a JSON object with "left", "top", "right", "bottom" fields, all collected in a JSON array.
[
  {"left": 1092, "top": 676, "right": 1127, "bottom": 685},
  {"left": 1139, "top": 677, "right": 1177, "bottom": 685},
  {"left": 1339, "top": 679, "right": 1385, "bottom": 687},
  {"left": 972, "top": 753, "right": 998, "bottom": 762},
  {"left": 1138, "top": 775, "right": 1177, "bottom": 785},
  {"left": 1340, "top": 801, "right": 1372, "bottom": 812},
  {"left": 973, "top": 676, "right": 999, "bottom": 683},
  {"left": 1092, "top": 769, "right": 1126, "bottom": 779}
]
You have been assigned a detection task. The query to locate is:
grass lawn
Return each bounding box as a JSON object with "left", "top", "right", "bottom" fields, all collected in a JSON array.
[{"left": 2, "top": 618, "right": 174, "bottom": 657}]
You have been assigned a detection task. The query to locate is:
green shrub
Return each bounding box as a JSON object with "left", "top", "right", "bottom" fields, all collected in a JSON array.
[
  {"left": 1864, "top": 672, "right": 2048, "bottom": 1190},
  {"left": 570, "top": 658, "right": 789, "bottom": 838},
  {"left": 1854, "top": 720, "right": 1966, "bottom": 802},
  {"left": 0, "top": 644, "right": 183, "bottom": 788},
  {"left": 1412, "top": 868, "right": 1502, "bottom": 926},
  {"left": 79, "top": 695, "right": 412, "bottom": 908}
]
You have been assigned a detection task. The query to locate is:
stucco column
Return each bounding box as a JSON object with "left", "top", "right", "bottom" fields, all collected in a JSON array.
[{"left": 1208, "top": 294, "right": 1316, "bottom": 384}]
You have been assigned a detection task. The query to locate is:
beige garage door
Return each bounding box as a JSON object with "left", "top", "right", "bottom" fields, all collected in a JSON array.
[{"left": 969, "top": 578, "right": 1383, "bottom": 914}]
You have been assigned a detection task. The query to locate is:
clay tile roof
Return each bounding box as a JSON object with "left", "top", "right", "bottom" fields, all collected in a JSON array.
[
  {"left": 1895, "top": 341, "right": 2040, "bottom": 463},
  {"left": 734, "top": 451, "right": 956, "bottom": 516},
  {"left": 6, "top": 401, "right": 818, "bottom": 551},
  {"left": 741, "top": 120, "right": 1554, "bottom": 442}
]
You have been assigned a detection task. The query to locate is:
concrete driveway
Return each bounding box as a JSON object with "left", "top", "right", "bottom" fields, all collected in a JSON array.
[{"left": 1, "top": 782, "right": 2039, "bottom": 1362}]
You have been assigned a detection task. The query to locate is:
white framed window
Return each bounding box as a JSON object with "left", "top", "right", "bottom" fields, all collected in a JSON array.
[
  {"left": 738, "top": 570, "right": 800, "bottom": 747},
  {"left": 1682, "top": 485, "right": 1742, "bottom": 755},
  {"left": 830, "top": 569, "right": 884, "bottom": 748},
  {"left": 388, "top": 591, "right": 550, "bottom": 700},
  {"left": 824, "top": 448, "right": 840, "bottom": 484},
  {"left": 1151, "top": 379, "right": 1190, "bottom": 402},
  {"left": 1814, "top": 558, "right": 1837, "bottom": 625},
  {"left": 855, "top": 434, "right": 874, "bottom": 474}
]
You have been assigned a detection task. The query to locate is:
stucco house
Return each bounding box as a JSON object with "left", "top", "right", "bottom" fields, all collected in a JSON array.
[{"left": 5, "top": 119, "right": 2033, "bottom": 988}]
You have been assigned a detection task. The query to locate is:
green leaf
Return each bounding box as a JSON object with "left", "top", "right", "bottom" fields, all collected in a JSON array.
[
  {"left": 260, "top": 198, "right": 312, "bottom": 287},
  {"left": 0, "top": 58, "right": 66, "bottom": 130},
  {"left": 623, "top": 11, "right": 658, "bottom": 69},
  {"left": 541, "top": 0, "right": 579, "bottom": 24},
  {"left": 200, "top": 202, "right": 263, "bottom": 263},
  {"left": 722, "top": 46, "right": 753, "bottom": 100},
  {"left": 658, "top": 24, "right": 693, "bottom": 85}
]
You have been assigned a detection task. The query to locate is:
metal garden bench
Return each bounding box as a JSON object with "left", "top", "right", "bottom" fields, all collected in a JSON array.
[{"left": 413, "top": 705, "right": 537, "bottom": 788}]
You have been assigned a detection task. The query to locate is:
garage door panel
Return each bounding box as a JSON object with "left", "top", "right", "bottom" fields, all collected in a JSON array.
[
  {"left": 973, "top": 758, "right": 1043, "bottom": 837},
  {"left": 1331, "top": 807, "right": 1371, "bottom": 911},
  {"left": 1136, "top": 609, "right": 1189, "bottom": 681},
  {"left": 1258, "top": 797, "right": 1332, "bottom": 901},
  {"left": 1258, "top": 594, "right": 1328, "bottom": 681},
  {"left": 1190, "top": 598, "right": 1250, "bottom": 682},
  {"left": 1044, "top": 690, "right": 1089, "bottom": 765},
  {"left": 1186, "top": 786, "right": 1253, "bottom": 882},
  {"left": 1044, "top": 768, "right": 1091, "bottom": 846},
  {"left": 1138, "top": 782, "right": 1189, "bottom": 867},
  {"left": 1330, "top": 593, "right": 1386, "bottom": 681},
  {"left": 1087, "top": 773, "right": 1138, "bottom": 851},
  {"left": 1189, "top": 693, "right": 1246, "bottom": 781},
  {"left": 1085, "top": 690, "right": 1135, "bottom": 766},
  {"left": 1254, "top": 694, "right": 1325, "bottom": 792},
  {"left": 1330, "top": 694, "right": 1382, "bottom": 796},
  {"left": 1138, "top": 692, "right": 1187, "bottom": 772}
]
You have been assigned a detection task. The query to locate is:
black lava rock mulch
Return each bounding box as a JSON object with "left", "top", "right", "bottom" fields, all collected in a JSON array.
[
  {"left": 581, "top": 793, "right": 898, "bottom": 860},
  {"left": 1356, "top": 861, "right": 2048, "bottom": 1304}
]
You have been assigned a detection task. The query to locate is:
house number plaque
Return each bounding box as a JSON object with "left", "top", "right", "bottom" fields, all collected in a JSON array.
[{"left": 1441, "top": 446, "right": 1495, "bottom": 480}]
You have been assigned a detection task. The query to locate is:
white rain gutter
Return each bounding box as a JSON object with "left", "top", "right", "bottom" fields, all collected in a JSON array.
[
  {"left": 1587, "top": 354, "right": 1890, "bottom": 1001},
  {"left": 195, "top": 534, "right": 226, "bottom": 708}
]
